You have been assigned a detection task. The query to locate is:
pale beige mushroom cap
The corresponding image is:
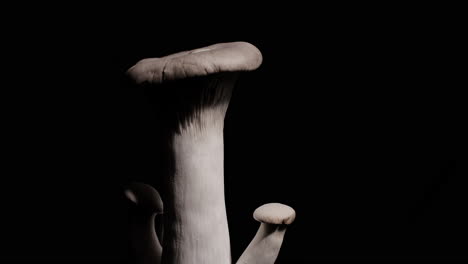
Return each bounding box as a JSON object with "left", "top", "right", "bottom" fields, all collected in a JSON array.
[
  {"left": 124, "top": 182, "right": 164, "bottom": 214},
  {"left": 253, "top": 203, "right": 296, "bottom": 225},
  {"left": 127, "top": 41, "right": 263, "bottom": 84}
]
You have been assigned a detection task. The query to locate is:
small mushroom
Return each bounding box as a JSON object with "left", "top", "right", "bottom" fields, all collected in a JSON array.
[
  {"left": 124, "top": 182, "right": 164, "bottom": 264},
  {"left": 237, "top": 203, "right": 296, "bottom": 264}
]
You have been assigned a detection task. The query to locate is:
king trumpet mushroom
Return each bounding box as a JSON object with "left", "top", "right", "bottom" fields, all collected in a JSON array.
[{"left": 125, "top": 42, "right": 295, "bottom": 264}]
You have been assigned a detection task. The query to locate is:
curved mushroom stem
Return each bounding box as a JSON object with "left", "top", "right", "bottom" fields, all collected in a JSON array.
[
  {"left": 236, "top": 224, "right": 288, "bottom": 264},
  {"left": 125, "top": 183, "right": 164, "bottom": 264}
]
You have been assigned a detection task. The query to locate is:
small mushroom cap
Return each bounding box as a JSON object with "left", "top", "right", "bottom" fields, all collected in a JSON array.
[
  {"left": 124, "top": 182, "right": 163, "bottom": 214},
  {"left": 253, "top": 203, "right": 296, "bottom": 225},
  {"left": 127, "top": 41, "right": 262, "bottom": 84}
]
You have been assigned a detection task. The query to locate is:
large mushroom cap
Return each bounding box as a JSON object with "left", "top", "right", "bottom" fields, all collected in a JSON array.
[
  {"left": 124, "top": 182, "right": 163, "bottom": 214},
  {"left": 127, "top": 41, "right": 263, "bottom": 84},
  {"left": 253, "top": 203, "right": 296, "bottom": 225}
]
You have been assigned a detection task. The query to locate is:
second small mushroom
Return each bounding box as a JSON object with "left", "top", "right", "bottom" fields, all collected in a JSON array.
[
  {"left": 237, "top": 203, "right": 296, "bottom": 264},
  {"left": 125, "top": 182, "right": 164, "bottom": 264}
]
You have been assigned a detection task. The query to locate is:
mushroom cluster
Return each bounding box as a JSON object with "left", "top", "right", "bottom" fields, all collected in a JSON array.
[{"left": 124, "top": 42, "right": 295, "bottom": 264}]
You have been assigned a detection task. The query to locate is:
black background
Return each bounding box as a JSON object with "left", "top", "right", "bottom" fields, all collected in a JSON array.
[{"left": 1, "top": 3, "right": 467, "bottom": 263}]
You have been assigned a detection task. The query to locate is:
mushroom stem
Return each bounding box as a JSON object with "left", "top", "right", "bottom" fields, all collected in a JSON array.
[
  {"left": 237, "top": 224, "right": 288, "bottom": 264},
  {"left": 129, "top": 213, "right": 163, "bottom": 264},
  {"left": 159, "top": 74, "right": 236, "bottom": 264}
]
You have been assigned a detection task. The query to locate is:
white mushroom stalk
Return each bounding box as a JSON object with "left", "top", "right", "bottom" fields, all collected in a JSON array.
[{"left": 125, "top": 42, "right": 294, "bottom": 264}]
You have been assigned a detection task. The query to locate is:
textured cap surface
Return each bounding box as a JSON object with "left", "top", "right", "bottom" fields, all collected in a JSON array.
[
  {"left": 253, "top": 203, "right": 296, "bottom": 225},
  {"left": 124, "top": 182, "right": 163, "bottom": 213},
  {"left": 127, "top": 42, "right": 262, "bottom": 84}
]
